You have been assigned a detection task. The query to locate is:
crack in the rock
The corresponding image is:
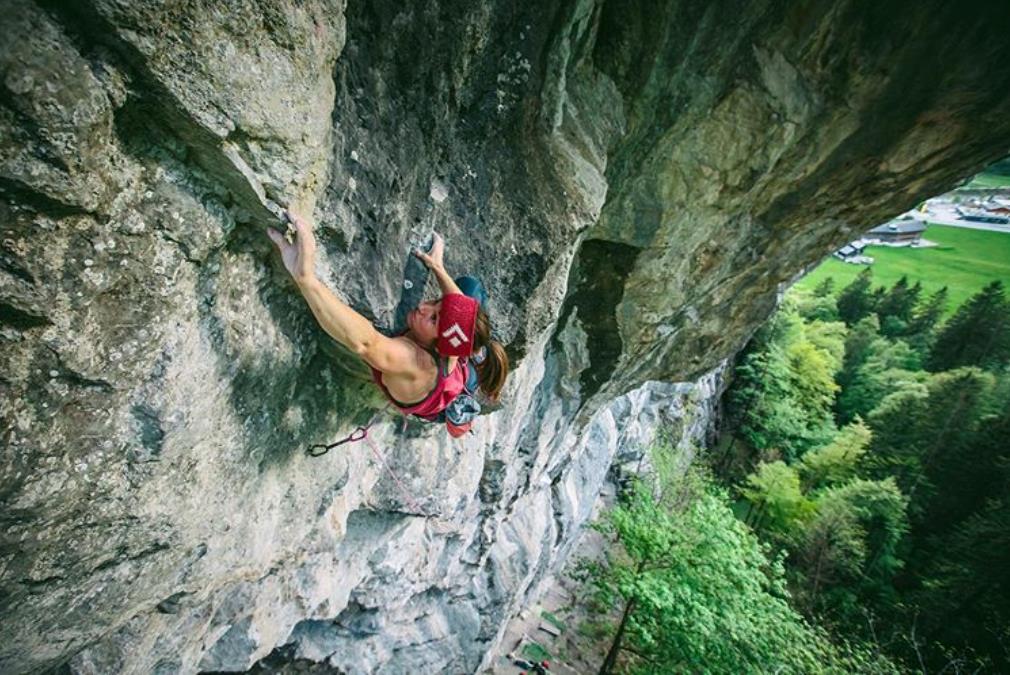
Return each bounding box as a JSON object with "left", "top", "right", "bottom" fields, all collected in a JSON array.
[
  {"left": 91, "top": 541, "right": 169, "bottom": 574},
  {"left": 0, "top": 83, "right": 75, "bottom": 176},
  {"left": 19, "top": 574, "right": 65, "bottom": 588},
  {"left": 0, "top": 248, "right": 39, "bottom": 286},
  {"left": 0, "top": 299, "right": 51, "bottom": 331},
  {"left": 40, "top": 343, "right": 115, "bottom": 392},
  {"left": 0, "top": 176, "right": 95, "bottom": 218}
]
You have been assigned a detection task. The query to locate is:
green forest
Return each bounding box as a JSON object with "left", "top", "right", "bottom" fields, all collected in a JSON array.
[{"left": 581, "top": 271, "right": 1010, "bottom": 673}]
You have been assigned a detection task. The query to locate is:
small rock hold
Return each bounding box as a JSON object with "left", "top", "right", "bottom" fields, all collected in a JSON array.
[
  {"left": 5, "top": 71, "right": 34, "bottom": 95},
  {"left": 156, "top": 592, "right": 188, "bottom": 614},
  {"left": 430, "top": 179, "right": 449, "bottom": 203}
]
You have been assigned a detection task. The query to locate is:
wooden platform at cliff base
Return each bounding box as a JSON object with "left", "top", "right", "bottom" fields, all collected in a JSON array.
[
  {"left": 488, "top": 523, "right": 618, "bottom": 675},
  {"left": 489, "top": 591, "right": 580, "bottom": 675}
]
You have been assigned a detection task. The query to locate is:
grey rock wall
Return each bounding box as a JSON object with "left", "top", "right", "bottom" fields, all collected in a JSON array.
[
  {"left": 486, "top": 369, "right": 725, "bottom": 674},
  {"left": 3, "top": 0, "right": 1010, "bottom": 673}
]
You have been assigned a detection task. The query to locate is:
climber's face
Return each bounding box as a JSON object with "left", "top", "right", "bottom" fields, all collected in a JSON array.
[{"left": 408, "top": 299, "right": 442, "bottom": 347}]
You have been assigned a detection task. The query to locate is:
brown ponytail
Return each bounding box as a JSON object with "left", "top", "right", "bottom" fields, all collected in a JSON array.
[{"left": 474, "top": 308, "right": 509, "bottom": 403}]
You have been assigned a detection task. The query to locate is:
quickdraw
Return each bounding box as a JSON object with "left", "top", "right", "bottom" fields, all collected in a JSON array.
[
  {"left": 306, "top": 406, "right": 426, "bottom": 515},
  {"left": 306, "top": 425, "right": 368, "bottom": 457}
]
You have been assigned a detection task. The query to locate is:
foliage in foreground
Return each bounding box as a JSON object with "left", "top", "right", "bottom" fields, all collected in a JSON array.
[
  {"left": 725, "top": 274, "right": 1010, "bottom": 671},
  {"left": 579, "top": 458, "right": 895, "bottom": 674}
]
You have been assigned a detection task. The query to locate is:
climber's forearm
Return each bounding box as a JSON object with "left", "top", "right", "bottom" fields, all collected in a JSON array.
[
  {"left": 430, "top": 264, "right": 462, "bottom": 297},
  {"left": 296, "top": 276, "right": 379, "bottom": 354}
]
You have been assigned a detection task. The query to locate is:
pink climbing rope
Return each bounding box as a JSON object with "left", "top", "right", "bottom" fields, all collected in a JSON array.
[
  {"left": 306, "top": 405, "right": 427, "bottom": 515},
  {"left": 362, "top": 433, "right": 426, "bottom": 515}
]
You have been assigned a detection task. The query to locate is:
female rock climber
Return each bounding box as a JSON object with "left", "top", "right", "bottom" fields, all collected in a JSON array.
[{"left": 266, "top": 210, "right": 508, "bottom": 437}]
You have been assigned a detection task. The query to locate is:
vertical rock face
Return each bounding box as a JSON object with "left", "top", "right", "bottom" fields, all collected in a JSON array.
[{"left": 1, "top": 1, "right": 1009, "bottom": 672}]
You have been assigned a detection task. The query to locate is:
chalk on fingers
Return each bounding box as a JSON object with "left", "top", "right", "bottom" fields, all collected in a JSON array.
[{"left": 281, "top": 214, "right": 298, "bottom": 244}]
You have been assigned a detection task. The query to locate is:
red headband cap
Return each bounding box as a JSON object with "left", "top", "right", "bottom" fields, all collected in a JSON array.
[{"left": 437, "top": 293, "right": 478, "bottom": 357}]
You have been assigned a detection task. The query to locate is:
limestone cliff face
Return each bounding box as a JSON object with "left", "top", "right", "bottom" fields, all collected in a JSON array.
[{"left": 2, "top": 1, "right": 1010, "bottom": 672}]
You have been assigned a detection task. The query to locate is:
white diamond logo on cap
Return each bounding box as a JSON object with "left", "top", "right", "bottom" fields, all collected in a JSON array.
[{"left": 442, "top": 323, "right": 469, "bottom": 348}]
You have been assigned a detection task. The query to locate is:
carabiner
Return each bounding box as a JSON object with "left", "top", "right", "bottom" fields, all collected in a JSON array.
[{"left": 306, "top": 426, "right": 369, "bottom": 457}]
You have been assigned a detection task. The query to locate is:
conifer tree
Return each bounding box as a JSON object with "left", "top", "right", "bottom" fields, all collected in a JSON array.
[
  {"left": 926, "top": 281, "right": 1010, "bottom": 372},
  {"left": 836, "top": 268, "right": 876, "bottom": 325},
  {"left": 921, "top": 396, "right": 1009, "bottom": 534},
  {"left": 876, "top": 276, "right": 922, "bottom": 337},
  {"left": 726, "top": 282, "right": 1010, "bottom": 671},
  {"left": 836, "top": 338, "right": 923, "bottom": 423},
  {"left": 813, "top": 277, "right": 836, "bottom": 298},
  {"left": 866, "top": 368, "right": 995, "bottom": 523},
  {"left": 793, "top": 478, "right": 907, "bottom": 622},
  {"left": 728, "top": 305, "right": 837, "bottom": 460},
  {"left": 798, "top": 287, "right": 840, "bottom": 322},
  {"left": 835, "top": 315, "right": 879, "bottom": 392},
  {"left": 907, "top": 286, "right": 948, "bottom": 337},
  {"left": 890, "top": 379, "right": 1008, "bottom": 670},
  {"left": 905, "top": 286, "right": 948, "bottom": 356},
  {"left": 913, "top": 450, "right": 1010, "bottom": 670}
]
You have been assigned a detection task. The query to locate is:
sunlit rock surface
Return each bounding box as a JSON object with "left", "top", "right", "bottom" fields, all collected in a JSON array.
[{"left": 3, "top": 1, "right": 1010, "bottom": 672}]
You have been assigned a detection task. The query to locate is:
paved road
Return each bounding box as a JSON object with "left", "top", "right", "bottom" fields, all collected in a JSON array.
[{"left": 919, "top": 204, "right": 1010, "bottom": 233}]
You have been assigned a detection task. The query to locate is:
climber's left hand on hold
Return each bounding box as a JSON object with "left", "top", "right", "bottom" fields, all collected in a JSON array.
[
  {"left": 267, "top": 209, "right": 317, "bottom": 285},
  {"left": 414, "top": 231, "right": 445, "bottom": 271}
]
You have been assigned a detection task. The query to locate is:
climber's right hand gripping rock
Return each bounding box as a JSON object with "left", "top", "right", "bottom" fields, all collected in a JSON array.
[{"left": 267, "top": 209, "right": 317, "bottom": 285}]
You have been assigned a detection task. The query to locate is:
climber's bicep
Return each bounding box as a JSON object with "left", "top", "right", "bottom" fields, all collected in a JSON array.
[{"left": 358, "top": 334, "right": 418, "bottom": 376}]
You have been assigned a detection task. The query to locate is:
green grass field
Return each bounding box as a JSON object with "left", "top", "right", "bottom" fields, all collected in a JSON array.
[
  {"left": 795, "top": 224, "right": 1010, "bottom": 317},
  {"left": 962, "top": 171, "right": 1010, "bottom": 189}
]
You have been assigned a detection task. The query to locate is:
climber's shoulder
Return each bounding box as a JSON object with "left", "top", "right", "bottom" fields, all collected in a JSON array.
[{"left": 359, "top": 333, "right": 434, "bottom": 378}]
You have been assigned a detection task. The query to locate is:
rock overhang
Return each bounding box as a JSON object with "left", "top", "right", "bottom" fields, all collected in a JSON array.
[{"left": 3, "top": 0, "right": 1010, "bottom": 672}]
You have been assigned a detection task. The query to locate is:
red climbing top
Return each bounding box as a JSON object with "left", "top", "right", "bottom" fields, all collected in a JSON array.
[{"left": 370, "top": 356, "right": 468, "bottom": 420}]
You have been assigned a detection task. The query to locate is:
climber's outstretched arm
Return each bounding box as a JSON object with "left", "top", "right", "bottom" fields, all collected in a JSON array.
[
  {"left": 296, "top": 278, "right": 419, "bottom": 372},
  {"left": 414, "top": 233, "right": 462, "bottom": 296},
  {"left": 267, "top": 211, "right": 416, "bottom": 374}
]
